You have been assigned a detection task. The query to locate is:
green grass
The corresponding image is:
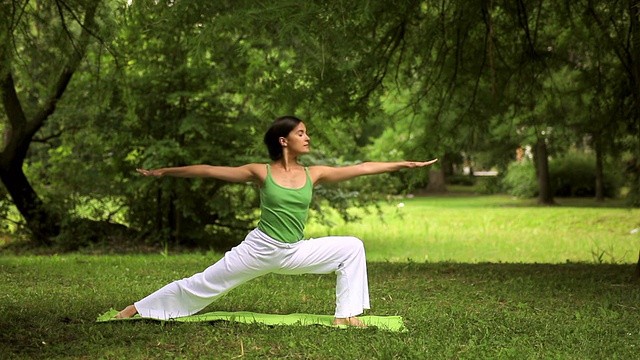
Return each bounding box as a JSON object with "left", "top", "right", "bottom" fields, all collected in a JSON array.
[
  {"left": 1, "top": 194, "right": 640, "bottom": 359},
  {"left": 306, "top": 195, "right": 640, "bottom": 264},
  {"left": 1, "top": 255, "right": 639, "bottom": 359}
]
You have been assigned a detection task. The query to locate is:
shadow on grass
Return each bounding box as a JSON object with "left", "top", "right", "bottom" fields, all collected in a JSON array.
[{"left": 1, "top": 259, "right": 640, "bottom": 359}]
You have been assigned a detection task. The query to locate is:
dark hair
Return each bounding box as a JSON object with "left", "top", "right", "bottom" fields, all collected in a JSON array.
[{"left": 263, "top": 116, "right": 303, "bottom": 161}]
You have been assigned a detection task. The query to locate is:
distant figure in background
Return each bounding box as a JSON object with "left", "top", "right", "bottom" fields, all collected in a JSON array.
[{"left": 116, "top": 115, "right": 437, "bottom": 326}]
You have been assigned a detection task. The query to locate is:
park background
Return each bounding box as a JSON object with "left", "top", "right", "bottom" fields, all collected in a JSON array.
[{"left": 1, "top": 0, "right": 640, "bottom": 359}]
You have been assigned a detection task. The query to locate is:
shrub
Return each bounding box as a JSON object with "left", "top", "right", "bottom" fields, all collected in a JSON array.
[
  {"left": 446, "top": 174, "right": 476, "bottom": 186},
  {"left": 551, "top": 151, "right": 622, "bottom": 198},
  {"left": 501, "top": 151, "right": 624, "bottom": 198},
  {"left": 501, "top": 160, "right": 538, "bottom": 198},
  {"left": 474, "top": 176, "right": 504, "bottom": 195}
]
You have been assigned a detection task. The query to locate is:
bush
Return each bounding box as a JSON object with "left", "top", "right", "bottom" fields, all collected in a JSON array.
[
  {"left": 501, "top": 151, "right": 624, "bottom": 198},
  {"left": 446, "top": 174, "right": 476, "bottom": 186},
  {"left": 551, "top": 152, "right": 622, "bottom": 198},
  {"left": 502, "top": 160, "right": 538, "bottom": 198},
  {"left": 474, "top": 176, "right": 504, "bottom": 195}
]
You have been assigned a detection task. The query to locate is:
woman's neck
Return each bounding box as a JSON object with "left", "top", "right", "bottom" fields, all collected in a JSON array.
[{"left": 277, "top": 155, "right": 299, "bottom": 171}]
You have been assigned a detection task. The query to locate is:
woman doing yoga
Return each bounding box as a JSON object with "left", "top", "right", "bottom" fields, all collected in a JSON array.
[{"left": 116, "top": 116, "right": 438, "bottom": 326}]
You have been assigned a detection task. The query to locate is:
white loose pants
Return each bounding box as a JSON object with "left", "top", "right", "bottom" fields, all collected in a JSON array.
[{"left": 135, "top": 228, "right": 370, "bottom": 320}]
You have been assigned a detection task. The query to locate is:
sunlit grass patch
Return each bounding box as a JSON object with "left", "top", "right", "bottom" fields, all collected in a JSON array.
[{"left": 306, "top": 195, "right": 640, "bottom": 263}]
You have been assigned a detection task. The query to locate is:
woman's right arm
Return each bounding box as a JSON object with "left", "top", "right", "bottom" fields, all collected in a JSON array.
[{"left": 136, "top": 164, "right": 263, "bottom": 183}]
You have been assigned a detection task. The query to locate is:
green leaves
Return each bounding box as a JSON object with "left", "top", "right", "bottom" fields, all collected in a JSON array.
[{"left": 3, "top": 0, "right": 640, "bottom": 248}]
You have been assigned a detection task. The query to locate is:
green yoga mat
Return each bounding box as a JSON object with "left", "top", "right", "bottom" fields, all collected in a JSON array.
[{"left": 97, "top": 309, "right": 406, "bottom": 332}]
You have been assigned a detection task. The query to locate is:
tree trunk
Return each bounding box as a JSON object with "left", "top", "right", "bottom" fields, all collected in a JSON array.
[
  {"left": 629, "top": 0, "right": 640, "bottom": 275},
  {"left": 0, "top": 164, "right": 60, "bottom": 243},
  {"left": 426, "top": 170, "right": 447, "bottom": 193},
  {"left": 594, "top": 134, "right": 605, "bottom": 202},
  {"left": 535, "top": 138, "right": 555, "bottom": 205},
  {"left": 631, "top": 0, "right": 640, "bottom": 114},
  {"left": 0, "top": 72, "right": 62, "bottom": 245},
  {"left": 466, "top": 153, "right": 474, "bottom": 178},
  {"left": 629, "top": 0, "right": 640, "bottom": 206},
  {"left": 440, "top": 153, "right": 455, "bottom": 177}
]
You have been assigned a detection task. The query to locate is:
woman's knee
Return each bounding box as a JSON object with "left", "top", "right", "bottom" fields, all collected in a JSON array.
[{"left": 343, "top": 236, "right": 365, "bottom": 253}]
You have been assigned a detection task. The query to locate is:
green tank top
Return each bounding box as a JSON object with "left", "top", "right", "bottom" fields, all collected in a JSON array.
[{"left": 257, "top": 164, "right": 313, "bottom": 243}]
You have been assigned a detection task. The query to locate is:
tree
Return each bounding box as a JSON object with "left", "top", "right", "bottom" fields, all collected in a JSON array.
[
  {"left": 3, "top": 0, "right": 638, "bottom": 253},
  {"left": 369, "top": 0, "right": 637, "bottom": 207},
  {"left": 0, "top": 0, "right": 100, "bottom": 244},
  {"left": 84, "top": 0, "right": 430, "bottom": 248}
]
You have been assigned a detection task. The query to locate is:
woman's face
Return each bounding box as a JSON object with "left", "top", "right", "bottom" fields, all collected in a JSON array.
[{"left": 282, "top": 122, "right": 310, "bottom": 155}]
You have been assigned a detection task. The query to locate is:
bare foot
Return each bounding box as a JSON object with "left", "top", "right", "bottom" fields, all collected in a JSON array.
[
  {"left": 115, "top": 305, "right": 138, "bottom": 319},
  {"left": 332, "top": 316, "right": 367, "bottom": 327}
]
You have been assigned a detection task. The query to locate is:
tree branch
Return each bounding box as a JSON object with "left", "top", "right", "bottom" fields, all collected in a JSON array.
[
  {"left": 32, "top": 126, "right": 81, "bottom": 144},
  {"left": 357, "top": 20, "right": 408, "bottom": 106},
  {"left": 27, "top": 2, "right": 99, "bottom": 137},
  {"left": 586, "top": 0, "right": 632, "bottom": 75},
  {"left": 54, "top": 0, "right": 82, "bottom": 57}
]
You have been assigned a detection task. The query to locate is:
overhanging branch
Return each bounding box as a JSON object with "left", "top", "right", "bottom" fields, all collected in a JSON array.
[{"left": 27, "top": 1, "right": 99, "bottom": 138}]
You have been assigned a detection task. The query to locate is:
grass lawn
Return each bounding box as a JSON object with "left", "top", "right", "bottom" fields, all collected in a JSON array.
[
  {"left": 307, "top": 194, "right": 640, "bottom": 264},
  {"left": 1, "top": 256, "right": 638, "bottom": 359},
  {"left": 1, "top": 194, "right": 640, "bottom": 359}
]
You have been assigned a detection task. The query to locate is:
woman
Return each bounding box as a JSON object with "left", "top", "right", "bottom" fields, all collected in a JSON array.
[{"left": 116, "top": 116, "right": 437, "bottom": 327}]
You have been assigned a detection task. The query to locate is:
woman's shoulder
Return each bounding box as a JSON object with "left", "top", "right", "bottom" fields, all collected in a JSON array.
[
  {"left": 238, "top": 163, "right": 268, "bottom": 185},
  {"left": 307, "top": 164, "right": 333, "bottom": 174},
  {"left": 307, "top": 165, "right": 334, "bottom": 184}
]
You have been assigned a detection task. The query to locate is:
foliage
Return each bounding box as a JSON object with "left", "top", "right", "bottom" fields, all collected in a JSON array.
[
  {"left": 76, "top": 0, "right": 448, "bottom": 248},
  {"left": 473, "top": 176, "right": 504, "bottom": 195},
  {"left": 502, "top": 151, "right": 624, "bottom": 199},
  {"left": 360, "top": 0, "right": 640, "bottom": 206},
  {"left": 0, "top": 0, "right": 102, "bottom": 243},
  {"left": 446, "top": 174, "right": 476, "bottom": 186},
  {"left": 502, "top": 160, "right": 539, "bottom": 198},
  {"left": 359, "top": 94, "right": 438, "bottom": 193},
  {"left": 2, "top": 0, "right": 640, "bottom": 251},
  {"left": 551, "top": 151, "right": 623, "bottom": 198},
  {"left": 2, "top": 0, "right": 417, "bottom": 249}
]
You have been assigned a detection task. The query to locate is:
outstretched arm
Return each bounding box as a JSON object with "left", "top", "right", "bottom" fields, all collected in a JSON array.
[
  {"left": 311, "top": 159, "right": 438, "bottom": 185},
  {"left": 136, "top": 164, "right": 263, "bottom": 183}
]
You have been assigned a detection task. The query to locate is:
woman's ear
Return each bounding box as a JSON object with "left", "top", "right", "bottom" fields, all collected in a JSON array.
[{"left": 279, "top": 137, "right": 287, "bottom": 146}]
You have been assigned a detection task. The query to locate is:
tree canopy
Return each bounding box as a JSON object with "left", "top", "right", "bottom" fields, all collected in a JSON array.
[{"left": 1, "top": 0, "right": 639, "bottom": 250}]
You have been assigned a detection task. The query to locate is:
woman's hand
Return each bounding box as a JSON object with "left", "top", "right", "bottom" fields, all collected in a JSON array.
[
  {"left": 405, "top": 159, "right": 438, "bottom": 168},
  {"left": 136, "top": 168, "right": 161, "bottom": 176}
]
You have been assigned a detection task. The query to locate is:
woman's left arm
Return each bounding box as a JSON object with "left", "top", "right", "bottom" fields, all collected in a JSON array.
[{"left": 311, "top": 159, "right": 438, "bottom": 184}]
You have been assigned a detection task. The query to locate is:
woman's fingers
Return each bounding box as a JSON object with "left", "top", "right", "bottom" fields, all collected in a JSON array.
[
  {"left": 410, "top": 159, "right": 438, "bottom": 167},
  {"left": 136, "top": 168, "right": 153, "bottom": 176}
]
